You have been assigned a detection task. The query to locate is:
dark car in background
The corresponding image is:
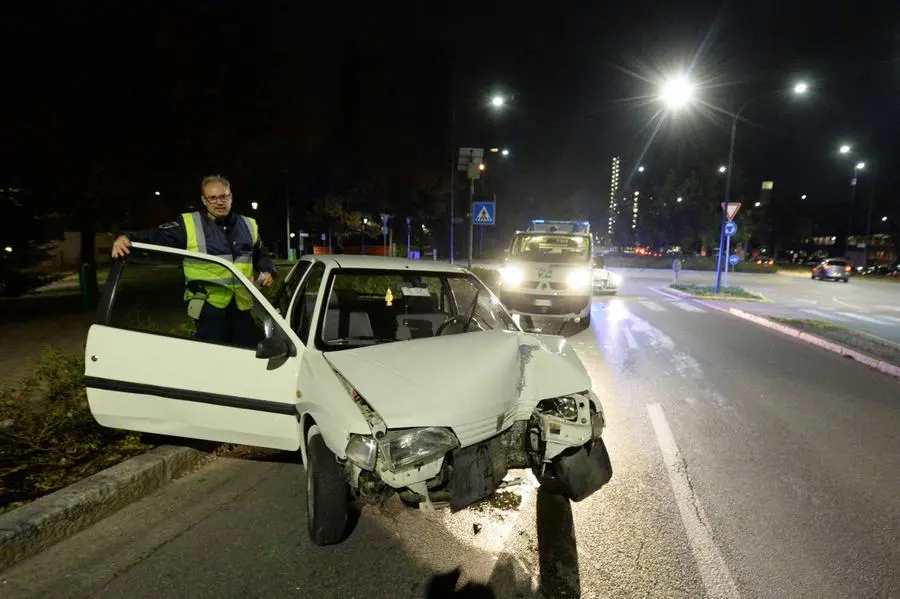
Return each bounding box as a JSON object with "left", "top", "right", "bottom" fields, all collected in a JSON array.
[{"left": 812, "top": 258, "right": 852, "bottom": 283}]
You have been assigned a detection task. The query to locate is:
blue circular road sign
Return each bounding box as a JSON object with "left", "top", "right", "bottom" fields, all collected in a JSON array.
[
  {"left": 729, "top": 254, "right": 740, "bottom": 266},
  {"left": 724, "top": 221, "right": 737, "bottom": 236}
]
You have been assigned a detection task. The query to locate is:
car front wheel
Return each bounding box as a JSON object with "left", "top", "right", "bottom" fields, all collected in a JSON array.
[{"left": 306, "top": 424, "right": 349, "bottom": 546}]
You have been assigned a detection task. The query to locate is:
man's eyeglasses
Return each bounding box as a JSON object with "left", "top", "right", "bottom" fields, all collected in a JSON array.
[{"left": 204, "top": 193, "right": 232, "bottom": 203}]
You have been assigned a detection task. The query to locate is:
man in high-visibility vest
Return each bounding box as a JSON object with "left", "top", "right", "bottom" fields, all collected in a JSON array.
[{"left": 111, "top": 174, "right": 277, "bottom": 346}]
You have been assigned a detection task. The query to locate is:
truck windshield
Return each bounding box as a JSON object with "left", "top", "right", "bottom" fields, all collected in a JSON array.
[{"left": 509, "top": 234, "right": 591, "bottom": 263}]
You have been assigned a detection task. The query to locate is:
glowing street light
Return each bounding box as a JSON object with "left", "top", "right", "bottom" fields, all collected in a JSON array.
[
  {"left": 754, "top": 201, "right": 762, "bottom": 207},
  {"left": 839, "top": 144, "right": 851, "bottom": 154},
  {"left": 677, "top": 197, "right": 683, "bottom": 203},
  {"left": 251, "top": 201, "right": 258, "bottom": 210},
  {"left": 479, "top": 163, "right": 486, "bottom": 171},
  {"left": 490, "top": 95, "right": 506, "bottom": 108},
  {"left": 638, "top": 166, "right": 645, "bottom": 173},
  {"left": 501, "top": 148, "right": 510, "bottom": 156},
  {"left": 882, "top": 216, "right": 889, "bottom": 222},
  {"left": 660, "top": 75, "right": 694, "bottom": 110},
  {"left": 154, "top": 191, "right": 161, "bottom": 196},
  {"left": 289, "top": 232, "right": 296, "bottom": 239},
  {"left": 801, "top": 194, "right": 807, "bottom": 200},
  {"left": 3, "top": 246, "right": 11, "bottom": 253},
  {"left": 856, "top": 161, "right": 866, "bottom": 170},
  {"left": 793, "top": 82, "right": 809, "bottom": 95},
  {"left": 718, "top": 165, "right": 727, "bottom": 173}
]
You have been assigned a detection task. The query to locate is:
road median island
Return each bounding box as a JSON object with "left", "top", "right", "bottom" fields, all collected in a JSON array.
[
  {"left": 669, "top": 283, "right": 765, "bottom": 302},
  {"left": 728, "top": 310, "right": 900, "bottom": 379}
]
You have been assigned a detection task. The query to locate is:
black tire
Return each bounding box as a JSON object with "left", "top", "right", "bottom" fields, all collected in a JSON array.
[
  {"left": 306, "top": 425, "right": 349, "bottom": 546},
  {"left": 581, "top": 311, "right": 591, "bottom": 329}
]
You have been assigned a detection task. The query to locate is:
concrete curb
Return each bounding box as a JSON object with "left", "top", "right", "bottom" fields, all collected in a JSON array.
[
  {"left": 729, "top": 308, "right": 900, "bottom": 380},
  {"left": 0, "top": 444, "right": 214, "bottom": 571}
]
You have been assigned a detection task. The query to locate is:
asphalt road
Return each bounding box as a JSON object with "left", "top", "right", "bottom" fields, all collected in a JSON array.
[
  {"left": 612, "top": 269, "right": 900, "bottom": 346},
  {"left": 2, "top": 295, "right": 899, "bottom": 598}
]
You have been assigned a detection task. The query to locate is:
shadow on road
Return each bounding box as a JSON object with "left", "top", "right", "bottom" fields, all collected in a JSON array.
[
  {"left": 536, "top": 487, "right": 581, "bottom": 597},
  {"left": 426, "top": 568, "right": 496, "bottom": 598}
]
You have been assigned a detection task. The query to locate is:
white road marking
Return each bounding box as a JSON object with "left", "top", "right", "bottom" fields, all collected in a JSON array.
[
  {"left": 880, "top": 315, "right": 900, "bottom": 324},
  {"left": 673, "top": 302, "right": 705, "bottom": 313},
  {"left": 796, "top": 298, "right": 819, "bottom": 304},
  {"left": 651, "top": 287, "right": 684, "bottom": 301},
  {"left": 647, "top": 403, "right": 740, "bottom": 599},
  {"left": 623, "top": 327, "right": 640, "bottom": 350},
  {"left": 832, "top": 297, "right": 864, "bottom": 311},
  {"left": 877, "top": 305, "right": 900, "bottom": 312},
  {"left": 801, "top": 309, "right": 847, "bottom": 321},
  {"left": 639, "top": 299, "right": 666, "bottom": 311},
  {"left": 839, "top": 312, "right": 894, "bottom": 325}
]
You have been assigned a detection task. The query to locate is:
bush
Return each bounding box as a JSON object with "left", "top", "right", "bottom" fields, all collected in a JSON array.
[
  {"left": 604, "top": 255, "right": 776, "bottom": 273},
  {"left": 671, "top": 283, "right": 762, "bottom": 300},
  {"left": 0, "top": 349, "right": 150, "bottom": 512}
]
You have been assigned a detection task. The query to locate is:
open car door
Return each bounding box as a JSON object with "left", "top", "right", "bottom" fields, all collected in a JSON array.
[{"left": 84, "top": 242, "right": 303, "bottom": 450}]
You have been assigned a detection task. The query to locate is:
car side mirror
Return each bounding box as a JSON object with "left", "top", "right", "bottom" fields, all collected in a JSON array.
[{"left": 256, "top": 336, "right": 288, "bottom": 360}]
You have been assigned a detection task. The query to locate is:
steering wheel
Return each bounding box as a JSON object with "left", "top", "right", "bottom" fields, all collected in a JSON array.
[{"left": 435, "top": 314, "right": 484, "bottom": 336}]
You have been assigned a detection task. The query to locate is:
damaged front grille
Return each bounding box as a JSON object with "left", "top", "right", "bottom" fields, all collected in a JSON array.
[{"left": 447, "top": 436, "right": 508, "bottom": 511}]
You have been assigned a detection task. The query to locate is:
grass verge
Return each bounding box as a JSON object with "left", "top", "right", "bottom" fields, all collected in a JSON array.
[
  {"left": 771, "top": 317, "right": 900, "bottom": 367},
  {"left": 0, "top": 349, "right": 152, "bottom": 514},
  {"left": 671, "top": 283, "right": 764, "bottom": 300}
]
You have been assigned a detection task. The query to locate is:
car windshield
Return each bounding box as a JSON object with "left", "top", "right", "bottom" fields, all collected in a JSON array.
[
  {"left": 316, "top": 268, "right": 518, "bottom": 351},
  {"left": 509, "top": 233, "right": 591, "bottom": 263}
]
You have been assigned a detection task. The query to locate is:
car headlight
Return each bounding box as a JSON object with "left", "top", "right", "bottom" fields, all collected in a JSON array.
[
  {"left": 567, "top": 269, "right": 591, "bottom": 291},
  {"left": 501, "top": 265, "right": 524, "bottom": 287},
  {"left": 538, "top": 396, "right": 579, "bottom": 421},
  {"left": 377, "top": 427, "right": 459, "bottom": 471},
  {"left": 346, "top": 434, "right": 378, "bottom": 470}
]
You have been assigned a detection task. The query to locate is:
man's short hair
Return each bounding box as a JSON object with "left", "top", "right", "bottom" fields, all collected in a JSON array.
[{"left": 201, "top": 174, "right": 230, "bottom": 193}]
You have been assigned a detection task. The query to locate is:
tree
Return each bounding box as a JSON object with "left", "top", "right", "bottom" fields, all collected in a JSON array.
[{"left": 0, "top": 188, "right": 64, "bottom": 296}]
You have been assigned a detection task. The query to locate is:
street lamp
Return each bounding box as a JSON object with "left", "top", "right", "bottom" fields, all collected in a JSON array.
[
  {"left": 638, "top": 166, "right": 645, "bottom": 173},
  {"left": 707, "top": 80, "right": 809, "bottom": 292},
  {"left": 754, "top": 201, "right": 762, "bottom": 207},
  {"left": 449, "top": 90, "right": 509, "bottom": 264},
  {"left": 251, "top": 201, "right": 258, "bottom": 210},
  {"left": 801, "top": 194, "right": 807, "bottom": 200},
  {"left": 839, "top": 144, "right": 851, "bottom": 154},
  {"left": 882, "top": 216, "right": 888, "bottom": 222},
  {"left": 154, "top": 191, "right": 161, "bottom": 196},
  {"left": 660, "top": 75, "right": 695, "bottom": 110},
  {"left": 501, "top": 148, "right": 510, "bottom": 156},
  {"left": 677, "top": 197, "right": 683, "bottom": 203}
]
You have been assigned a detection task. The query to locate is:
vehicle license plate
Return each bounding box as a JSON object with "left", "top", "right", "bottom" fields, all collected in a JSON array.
[{"left": 534, "top": 299, "right": 552, "bottom": 307}]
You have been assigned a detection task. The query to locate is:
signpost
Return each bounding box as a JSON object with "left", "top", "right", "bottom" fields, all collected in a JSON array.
[
  {"left": 406, "top": 216, "right": 412, "bottom": 259},
  {"left": 457, "top": 148, "right": 484, "bottom": 266},
  {"left": 729, "top": 254, "right": 739, "bottom": 266},
  {"left": 723, "top": 219, "right": 737, "bottom": 288},
  {"left": 458, "top": 147, "right": 485, "bottom": 269},
  {"left": 715, "top": 202, "right": 741, "bottom": 292}
]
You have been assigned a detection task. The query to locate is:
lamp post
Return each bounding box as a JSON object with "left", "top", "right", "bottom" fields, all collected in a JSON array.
[
  {"left": 448, "top": 93, "right": 508, "bottom": 263},
  {"left": 710, "top": 83, "right": 808, "bottom": 292},
  {"left": 361, "top": 218, "right": 368, "bottom": 254},
  {"left": 406, "top": 216, "right": 412, "bottom": 258}
]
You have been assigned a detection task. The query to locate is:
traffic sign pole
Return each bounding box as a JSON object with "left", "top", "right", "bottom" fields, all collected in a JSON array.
[
  {"left": 724, "top": 232, "right": 731, "bottom": 288},
  {"left": 468, "top": 179, "right": 475, "bottom": 269},
  {"left": 723, "top": 220, "right": 737, "bottom": 288}
]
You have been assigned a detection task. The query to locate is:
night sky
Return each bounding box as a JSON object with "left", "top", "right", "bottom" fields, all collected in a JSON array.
[{"left": 2, "top": 1, "right": 898, "bottom": 236}]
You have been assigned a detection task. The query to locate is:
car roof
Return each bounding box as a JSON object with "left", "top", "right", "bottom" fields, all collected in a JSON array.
[{"left": 301, "top": 254, "right": 471, "bottom": 274}]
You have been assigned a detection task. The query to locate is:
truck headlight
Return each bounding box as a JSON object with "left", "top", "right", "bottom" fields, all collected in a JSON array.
[
  {"left": 377, "top": 427, "right": 459, "bottom": 471},
  {"left": 501, "top": 265, "right": 524, "bottom": 287},
  {"left": 567, "top": 269, "right": 591, "bottom": 291},
  {"left": 346, "top": 434, "right": 378, "bottom": 470}
]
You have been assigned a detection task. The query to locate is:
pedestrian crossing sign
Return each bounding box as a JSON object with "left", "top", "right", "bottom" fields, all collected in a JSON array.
[{"left": 473, "top": 201, "right": 496, "bottom": 226}]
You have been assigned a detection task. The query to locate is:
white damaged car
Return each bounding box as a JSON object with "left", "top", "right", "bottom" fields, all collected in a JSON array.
[{"left": 84, "top": 243, "right": 612, "bottom": 546}]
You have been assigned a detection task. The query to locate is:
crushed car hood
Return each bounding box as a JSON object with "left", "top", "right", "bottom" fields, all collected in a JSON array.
[{"left": 324, "top": 331, "right": 591, "bottom": 436}]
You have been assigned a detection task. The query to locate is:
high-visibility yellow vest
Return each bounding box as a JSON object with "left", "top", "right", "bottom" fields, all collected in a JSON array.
[{"left": 181, "top": 211, "right": 259, "bottom": 310}]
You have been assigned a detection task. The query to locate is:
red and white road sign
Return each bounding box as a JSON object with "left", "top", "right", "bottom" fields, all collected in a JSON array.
[{"left": 721, "top": 202, "right": 742, "bottom": 221}]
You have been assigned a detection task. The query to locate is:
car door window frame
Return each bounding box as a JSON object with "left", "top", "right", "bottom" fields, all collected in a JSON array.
[
  {"left": 290, "top": 261, "right": 327, "bottom": 344},
  {"left": 97, "top": 242, "right": 299, "bottom": 357}
]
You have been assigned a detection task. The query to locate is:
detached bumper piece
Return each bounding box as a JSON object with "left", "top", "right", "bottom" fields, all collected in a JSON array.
[
  {"left": 543, "top": 438, "right": 613, "bottom": 502},
  {"left": 447, "top": 436, "right": 508, "bottom": 511}
]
